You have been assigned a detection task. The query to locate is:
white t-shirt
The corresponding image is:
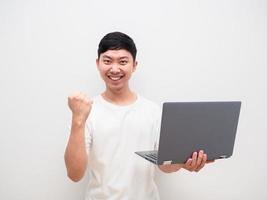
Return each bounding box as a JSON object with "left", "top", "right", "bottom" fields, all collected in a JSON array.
[{"left": 84, "top": 94, "right": 161, "bottom": 200}]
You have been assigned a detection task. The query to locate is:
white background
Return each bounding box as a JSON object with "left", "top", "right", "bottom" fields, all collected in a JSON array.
[{"left": 0, "top": 0, "right": 266, "bottom": 199}]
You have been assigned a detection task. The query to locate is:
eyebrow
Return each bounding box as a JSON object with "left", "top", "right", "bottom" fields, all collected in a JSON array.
[
  {"left": 102, "top": 55, "right": 112, "bottom": 59},
  {"left": 119, "top": 57, "right": 129, "bottom": 60},
  {"left": 102, "top": 55, "right": 129, "bottom": 60}
]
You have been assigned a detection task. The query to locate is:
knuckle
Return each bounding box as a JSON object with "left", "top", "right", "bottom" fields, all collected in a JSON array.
[
  {"left": 76, "top": 96, "right": 82, "bottom": 101},
  {"left": 84, "top": 98, "right": 90, "bottom": 103}
]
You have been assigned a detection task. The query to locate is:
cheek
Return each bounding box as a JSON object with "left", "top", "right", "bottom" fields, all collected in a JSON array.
[
  {"left": 98, "top": 69, "right": 108, "bottom": 80},
  {"left": 98, "top": 66, "right": 109, "bottom": 74},
  {"left": 128, "top": 67, "right": 136, "bottom": 75},
  {"left": 125, "top": 64, "right": 135, "bottom": 72}
]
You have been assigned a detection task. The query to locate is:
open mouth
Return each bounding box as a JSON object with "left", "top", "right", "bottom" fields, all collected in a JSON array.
[{"left": 107, "top": 75, "right": 125, "bottom": 81}]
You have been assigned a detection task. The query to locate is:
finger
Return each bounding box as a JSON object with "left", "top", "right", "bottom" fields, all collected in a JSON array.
[
  {"left": 69, "top": 92, "right": 81, "bottom": 101},
  {"left": 68, "top": 92, "right": 78, "bottom": 99},
  {"left": 195, "top": 153, "right": 207, "bottom": 172},
  {"left": 68, "top": 92, "right": 80, "bottom": 104},
  {"left": 190, "top": 152, "right": 198, "bottom": 169},
  {"left": 84, "top": 95, "right": 91, "bottom": 104},
  {"left": 79, "top": 93, "right": 90, "bottom": 103},
  {"left": 184, "top": 158, "right": 193, "bottom": 171},
  {"left": 196, "top": 150, "right": 204, "bottom": 167},
  {"left": 81, "top": 94, "right": 92, "bottom": 104},
  {"left": 77, "top": 92, "right": 84, "bottom": 99},
  {"left": 80, "top": 95, "right": 87, "bottom": 102}
]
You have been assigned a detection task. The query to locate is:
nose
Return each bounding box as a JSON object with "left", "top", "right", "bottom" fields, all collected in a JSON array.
[{"left": 110, "top": 64, "right": 120, "bottom": 73}]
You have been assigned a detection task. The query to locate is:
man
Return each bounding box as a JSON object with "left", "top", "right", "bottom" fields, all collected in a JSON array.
[{"left": 65, "top": 32, "right": 212, "bottom": 200}]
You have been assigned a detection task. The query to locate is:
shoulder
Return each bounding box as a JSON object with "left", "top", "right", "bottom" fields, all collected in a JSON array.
[
  {"left": 91, "top": 95, "right": 102, "bottom": 103},
  {"left": 90, "top": 95, "right": 106, "bottom": 110},
  {"left": 137, "top": 95, "right": 161, "bottom": 115}
]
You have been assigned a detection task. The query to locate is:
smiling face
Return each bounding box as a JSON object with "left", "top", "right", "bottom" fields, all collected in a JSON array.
[{"left": 96, "top": 49, "right": 137, "bottom": 93}]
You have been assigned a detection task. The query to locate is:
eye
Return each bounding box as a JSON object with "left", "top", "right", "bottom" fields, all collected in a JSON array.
[
  {"left": 103, "top": 59, "right": 111, "bottom": 65},
  {"left": 120, "top": 60, "right": 128, "bottom": 65}
]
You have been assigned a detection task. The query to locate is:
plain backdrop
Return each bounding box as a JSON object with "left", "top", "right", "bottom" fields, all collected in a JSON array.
[{"left": 0, "top": 0, "right": 266, "bottom": 199}]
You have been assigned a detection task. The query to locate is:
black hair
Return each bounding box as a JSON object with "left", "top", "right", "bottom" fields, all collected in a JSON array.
[{"left": 97, "top": 31, "right": 137, "bottom": 61}]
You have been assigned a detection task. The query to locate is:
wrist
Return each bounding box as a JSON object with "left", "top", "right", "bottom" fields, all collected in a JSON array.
[{"left": 72, "top": 116, "right": 86, "bottom": 127}]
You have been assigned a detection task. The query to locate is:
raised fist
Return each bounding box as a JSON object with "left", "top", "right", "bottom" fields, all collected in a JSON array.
[{"left": 68, "top": 92, "right": 92, "bottom": 123}]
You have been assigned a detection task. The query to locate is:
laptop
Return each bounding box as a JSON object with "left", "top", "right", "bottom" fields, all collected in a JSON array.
[{"left": 135, "top": 101, "right": 241, "bottom": 165}]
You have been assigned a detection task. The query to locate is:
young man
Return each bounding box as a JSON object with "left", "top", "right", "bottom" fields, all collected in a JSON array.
[{"left": 65, "top": 32, "right": 212, "bottom": 200}]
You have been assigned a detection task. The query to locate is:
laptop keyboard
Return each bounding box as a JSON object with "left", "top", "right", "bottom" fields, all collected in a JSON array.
[{"left": 145, "top": 151, "right": 158, "bottom": 161}]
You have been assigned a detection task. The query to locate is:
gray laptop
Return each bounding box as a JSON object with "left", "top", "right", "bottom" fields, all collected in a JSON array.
[{"left": 135, "top": 101, "right": 241, "bottom": 165}]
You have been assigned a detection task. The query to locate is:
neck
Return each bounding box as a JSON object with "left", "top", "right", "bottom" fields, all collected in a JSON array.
[{"left": 102, "top": 87, "right": 137, "bottom": 106}]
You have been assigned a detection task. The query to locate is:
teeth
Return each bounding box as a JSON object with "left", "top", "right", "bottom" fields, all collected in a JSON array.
[{"left": 109, "top": 76, "right": 122, "bottom": 81}]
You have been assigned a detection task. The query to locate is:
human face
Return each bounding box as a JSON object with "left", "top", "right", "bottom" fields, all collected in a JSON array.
[{"left": 96, "top": 49, "right": 137, "bottom": 92}]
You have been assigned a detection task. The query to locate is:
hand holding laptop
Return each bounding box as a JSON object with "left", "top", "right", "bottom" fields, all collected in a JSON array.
[
  {"left": 183, "top": 150, "right": 215, "bottom": 172},
  {"left": 159, "top": 150, "right": 214, "bottom": 173}
]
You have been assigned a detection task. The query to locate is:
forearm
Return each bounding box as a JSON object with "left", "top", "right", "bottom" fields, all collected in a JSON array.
[
  {"left": 64, "top": 117, "right": 88, "bottom": 182},
  {"left": 158, "top": 164, "right": 183, "bottom": 173}
]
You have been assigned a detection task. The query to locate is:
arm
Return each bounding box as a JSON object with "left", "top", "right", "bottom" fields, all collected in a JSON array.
[
  {"left": 158, "top": 150, "right": 214, "bottom": 173},
  {"left": 64, "top": 92, "right": 92, "bottom": 182}
]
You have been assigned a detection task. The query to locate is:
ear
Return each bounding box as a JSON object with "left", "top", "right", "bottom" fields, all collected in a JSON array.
[
  {"left": 132, "top": 61, "right": 138, "bottom": 72},
  {"left": 96, "top": 58, "right": 100, "bottom": 70}
]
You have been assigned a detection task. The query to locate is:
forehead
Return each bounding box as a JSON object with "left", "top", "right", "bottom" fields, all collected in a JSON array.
[{"left": 100, "top": 49, "right": 133, "bottom": 60}]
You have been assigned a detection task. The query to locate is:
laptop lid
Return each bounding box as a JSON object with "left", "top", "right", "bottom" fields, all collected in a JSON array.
[{"left": 157, "top": 101, "right": 241, "bottom": 165}]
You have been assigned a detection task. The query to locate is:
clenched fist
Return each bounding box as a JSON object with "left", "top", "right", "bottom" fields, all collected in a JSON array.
[{"left": 68, "top": 92, "right": 92, "bottom": 123}]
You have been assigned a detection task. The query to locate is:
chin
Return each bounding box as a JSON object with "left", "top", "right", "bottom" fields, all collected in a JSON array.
[
  {"left": 106, "top": 83, "right": 125, "bottom": 92},
  {"left": 109, "top": 85, "right": 124, "bottom": 92}
]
